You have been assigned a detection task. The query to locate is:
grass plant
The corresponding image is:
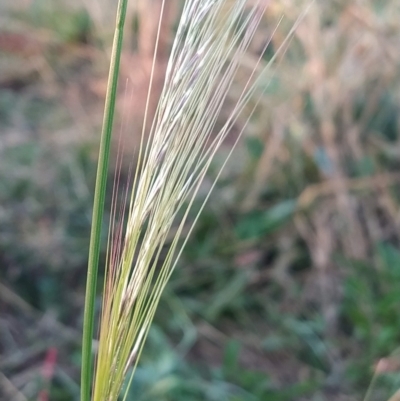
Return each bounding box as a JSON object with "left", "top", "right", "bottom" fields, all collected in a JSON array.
[
  {"left": 2, "top": 0, "right": 400, "bottom": 400},
  {"left": 82, "top": 1, "right": 278, "bottom": 400}
]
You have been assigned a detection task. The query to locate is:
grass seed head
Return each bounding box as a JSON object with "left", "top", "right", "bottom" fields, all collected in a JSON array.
[{"left": 92, "top": 1, "right": 272, "bottom": 400}]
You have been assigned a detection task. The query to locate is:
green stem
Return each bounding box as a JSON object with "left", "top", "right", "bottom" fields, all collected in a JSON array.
[{"left": 81, "top": 2, "right": 128, "bottom": 401}]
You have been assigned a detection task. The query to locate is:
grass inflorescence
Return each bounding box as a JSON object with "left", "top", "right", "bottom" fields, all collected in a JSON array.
[{"left": 84, "top": 1, "right": 276, "bottom": 400}]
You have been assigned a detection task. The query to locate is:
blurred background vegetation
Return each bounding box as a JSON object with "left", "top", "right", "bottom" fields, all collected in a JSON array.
[{"left": 1, "top": 0, "right": 400, "bottom": 400}]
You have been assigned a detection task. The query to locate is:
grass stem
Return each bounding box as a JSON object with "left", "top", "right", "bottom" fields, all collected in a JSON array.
[{"left": 80, "top": 1, "right": 128, "bottom": 400}]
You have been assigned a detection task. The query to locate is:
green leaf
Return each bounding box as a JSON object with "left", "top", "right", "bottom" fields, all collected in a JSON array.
[
  {"left": 377, "top": 243, "right": 400, "bottom": 278},
  {"left": 222, "top": 340, "right": 241, "bottom": 376},
  {"left": 236, "top": 200, "right": 296, "bottom": 240},
  {"left": 205, "top": 272, "right": 249, "bottom": 321},
  {"left": 245, "top": 136, "right": 264, "bottom": 160}
]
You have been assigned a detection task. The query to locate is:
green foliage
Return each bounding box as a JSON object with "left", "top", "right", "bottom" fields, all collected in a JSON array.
[
  {"left": 340, "top": 244, "right": 400, "bottom": 392},
  {"left": 342, "top": 245, "right": 400, "bottom": 355},
  {"left": 121, "top": 328, "right": 317, "bottom": 401},
  {"left": 23, "top": 1, "right": 92, "bottom": 43},
  {"left": 0, "top": 137, "right": 94, "bottom": 270},
  {"left": 0, "top": 138, "right": 95, "bottom": 312},
  {"left": 235, "top": 200, "right": 296, "bottom": 240}
]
